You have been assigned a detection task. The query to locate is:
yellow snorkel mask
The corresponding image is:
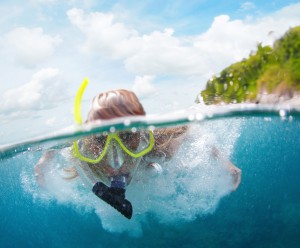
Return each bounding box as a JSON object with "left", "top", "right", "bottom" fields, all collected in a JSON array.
[{"left": 72, "top": 78, "right": 155, "bottom": 164}]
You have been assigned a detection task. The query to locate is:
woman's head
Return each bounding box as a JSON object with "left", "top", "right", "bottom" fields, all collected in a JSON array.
[{"left": 86, "top": 89, "right": 145, "bottom": 122}]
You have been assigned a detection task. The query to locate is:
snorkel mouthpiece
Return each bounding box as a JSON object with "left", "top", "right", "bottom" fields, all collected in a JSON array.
[
  {"left": 92, "top": 182, "right": 133, "bottom": 219},
  {"left": 111, "top": 175, "right": 126, "bottom": 189}
]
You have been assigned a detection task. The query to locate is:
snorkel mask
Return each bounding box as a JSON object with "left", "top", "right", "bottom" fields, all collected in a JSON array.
[
  {"left": 73, "top": 130, "right": 154, "bottom": 164},
  {"left": 72, "top": 78, "right": 155, "bottom": 219}
]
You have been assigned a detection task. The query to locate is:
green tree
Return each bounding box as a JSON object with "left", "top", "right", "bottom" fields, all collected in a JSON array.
[{"left": 199, "top": 26, "right": 300, "bottom": 105}]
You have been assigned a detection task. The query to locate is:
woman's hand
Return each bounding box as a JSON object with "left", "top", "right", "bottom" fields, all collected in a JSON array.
[
  {"left": 211, "top": 146, "right": 242, "bottom": 191},
  {"left": 227, "top": 164, "right": 242, "bottom": 191},
  {"left": 34, "top": 150, "right": 55, "bottom": 187}
]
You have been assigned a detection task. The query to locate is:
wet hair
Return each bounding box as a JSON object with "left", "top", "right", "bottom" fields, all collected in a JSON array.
[
  {"left": 86, "top": 89, "right": 146, "bottom": 122},
  {"left": 152, "top": 125, "right": 189, "bottom": 159}
]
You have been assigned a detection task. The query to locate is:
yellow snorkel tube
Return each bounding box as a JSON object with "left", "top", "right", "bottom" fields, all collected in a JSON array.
[
  {"left": 74, "top": 78, "right": 89, "bottom": 125},
  {"left": 72, "top": 78, "right": 155, "bottom": 164}
]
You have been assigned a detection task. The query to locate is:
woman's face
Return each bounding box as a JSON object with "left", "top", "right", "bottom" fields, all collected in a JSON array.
[{"left": 83, "top": 90, "right": 147, "bottom": 177}]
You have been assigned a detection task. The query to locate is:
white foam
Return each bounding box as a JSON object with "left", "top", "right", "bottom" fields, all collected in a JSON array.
[{"left": 21, "top": 118, "right": 242, "bottom": 236}]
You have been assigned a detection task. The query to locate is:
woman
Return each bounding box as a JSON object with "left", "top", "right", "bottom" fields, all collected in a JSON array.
[{"left": 35, "top": 89, "right": 241, "bottom": 219}]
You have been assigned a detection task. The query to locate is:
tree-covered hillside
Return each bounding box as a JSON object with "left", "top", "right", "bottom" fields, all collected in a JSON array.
[{"left": 200, "top": 26, "right": 300, "bottom": 105}]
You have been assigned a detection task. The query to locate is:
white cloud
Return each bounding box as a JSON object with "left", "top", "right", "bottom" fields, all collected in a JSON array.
[
  {"left": 0, "top": 68, "right": 64, "bottom": 114},
  {"left": 4, "top": 27, "right": 61, "bottom": 67},
  {"left": 67, "top": 8, "right": 140, "bottom": 59},
  {"left": 132, "top": 75, "right": 156, "bottom": 98},
  {"left": 45, "top": 117, "right": 57, "bottom": 126},
  {"left": 191, "top": 5, "right": 300, "bottom": 74},
  {"left": 125, "top": 28, "right": 203, "bottom": 76},
  {"left": 67, "top": 8, "right": 208, "bottom": 76},
  {"left": 240, "top": 2, "right": 256, "bottom": 11},
  {"left": 67, "top": 4, "right": 300, "bottom": 79}
]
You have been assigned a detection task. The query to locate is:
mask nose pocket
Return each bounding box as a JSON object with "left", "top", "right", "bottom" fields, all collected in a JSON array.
[{"left": 106, "top": 141, "right": 125, "bottom": 169}]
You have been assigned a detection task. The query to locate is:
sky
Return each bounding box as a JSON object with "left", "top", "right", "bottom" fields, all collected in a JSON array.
[{"left": 1, "top": 0, "right": 300, "bottom": 145}]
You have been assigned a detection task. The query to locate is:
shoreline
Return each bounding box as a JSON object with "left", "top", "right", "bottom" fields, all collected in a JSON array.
[{"left": 255, "top": 92, "right": 300, "bottom": 107}]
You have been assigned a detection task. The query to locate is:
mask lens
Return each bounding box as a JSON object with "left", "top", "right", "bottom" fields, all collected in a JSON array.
[
  {"left": 94, "top": 134, "right": 107, "bottom": 146},
  {"left": 90, "top": 133, "right": 109, "bottom": 155},
  {"left": 118, "top": 131, "right": 140, "bottom": 151}
]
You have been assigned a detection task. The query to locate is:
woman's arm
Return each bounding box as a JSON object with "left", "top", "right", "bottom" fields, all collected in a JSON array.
[
  {"left": 211, "top": 146, "right": 242, "bottom": 191},
  {"left": 34, "top": 150, "right": 56, "bottom": 187}
]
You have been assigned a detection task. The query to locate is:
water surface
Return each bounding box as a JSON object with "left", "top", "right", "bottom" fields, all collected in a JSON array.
[{"left": 0, "top": 104, "right": 299, "bottom": 247}]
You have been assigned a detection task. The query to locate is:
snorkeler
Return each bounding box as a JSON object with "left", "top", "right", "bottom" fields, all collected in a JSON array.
[
  {"left": 35, "top": 81, "right": 241, "bottom": 219},
  {"left": 71, "top": 88, "right": 189, "bottom": 219}
]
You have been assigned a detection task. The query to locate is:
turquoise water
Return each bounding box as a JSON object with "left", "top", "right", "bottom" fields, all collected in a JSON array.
[{"left": 0, "top": 105, "right": 299, "bottom": 247}]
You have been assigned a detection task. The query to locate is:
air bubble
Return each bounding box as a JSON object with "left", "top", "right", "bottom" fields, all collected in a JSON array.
[
  {"left": 124, "top": 119, "right": 131, "bottom": 126},
  {"left": 207, "top": 112, "right": 213, "bottom": 118},
  {"left": 109, "top": 127, "right": 116, "bottom": 133},
  {"left": 196, "top": 113, "right": 204, "bottom": 121},
  {"left": 148, "top": 125, "right": 155, "bottom": 131},
  {"left": 264, "top": 117, "right": 272, "bottom": 122},
  {"left": 188, "top": 114, "right": 195, "bottom": 121},
  {"left": 279, "top": 109, "right": 286, "bottom": 117}
]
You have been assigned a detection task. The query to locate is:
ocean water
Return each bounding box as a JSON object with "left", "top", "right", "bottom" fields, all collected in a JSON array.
[{"left": 0, "top": 105, "right": 299, "bottom": 248}]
